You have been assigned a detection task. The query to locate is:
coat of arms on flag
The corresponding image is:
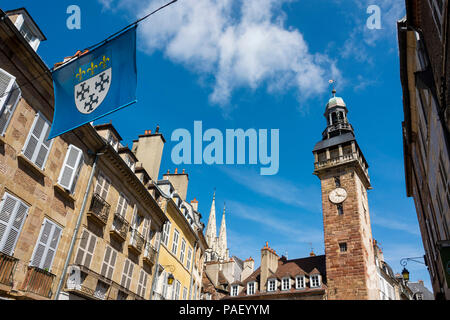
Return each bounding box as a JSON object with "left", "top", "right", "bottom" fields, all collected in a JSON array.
[{"left": 48, "top": 26, "right": 137, "bottom": 140}]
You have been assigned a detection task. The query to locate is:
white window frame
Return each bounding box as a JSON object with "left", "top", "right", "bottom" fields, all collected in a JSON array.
[
  {"left": 281, "top": 277, "right": 291, "bottom": 291},
  {"left": 182, "top": 287, "right": 188, "bottom": 300},
  {"left": 74, "top": 229, "right": 97, "bottom": 268},
  {"left": 247, "top": 281, "right": 256, "bottom": 295},
  {"left": 100, "top": 246, "right": 117, "bottom": 280},
  {"left": 137, "top": 269, "right": 148, "bottom": 299},
  {"left": 0, "top": 192, "right": 29, "bottom": 256},
  {"left": 0, "top": 78, "right": 21, "bottom": 136},
  {"left": 231, "top": 285, "right": 239, "bottom": 296},
  {"left": 161, "top": 221, "right": 171, "bottom": 247},
  {"left": 267, "top": 278, "right": 277, "bottom": 292},
  {"left": 310, "top": 274, "right": 321, "bottom": 288},
  {"left": 171, "top": 228, "right": 179, "bottom": 255},
  {"left": 296, "top": 275, "right": 306, "bottom": 289},
  {"left": 173, "top": 280, "right": 181, "bottom": 300},
  {"left": 115, "top": 193, "right": 129, "bottom": 217},
  {"left": 22, "top": 111, "right": 53, "bottom": 170},
  {"left": 57, "top": 144, "right": 84, "bottom": 193},
  {"left": 94, "top": 172, "right": 111, "bottom": 201},
  {"left": 186, "top": 246, "right": 193, "bottom": 270},
  {"left": 121, "top": 259, "right": 134, "bottom": 290},
  {"left": 179, "top": 238, "right": 186, "bottom": 264},
  {"left": 29, "top": 218, "right": 62, "bottom": 271},
  {"left": 107, "top": 131, "right": 119, "bottom": 151}
]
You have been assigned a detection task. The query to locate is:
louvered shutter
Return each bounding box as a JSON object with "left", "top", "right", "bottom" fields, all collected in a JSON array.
[
  {"left": 121, "top": 259, "right": 134, "bottom": 290},
  {"left": 94, "top": 173, "right": 110, "bottom": 200},
  {"left": 30, "top": 218, "right": 62, "bottom": 271},
  {"left": 58, "top": 145, "right": 83, "bottom": 191},
  {"left": 0, "top": 193, "right": 29, "bottom": 256},
  {"left": 137, "top": 270, "right": 144, "bottom": 297},
  {"left": 127, "top": 260, "right": 134, "bottom": 289},
  {"left": 22, "top": 113, "right": 53, "bottom": 169},
  {"left": 74, "top": 229, "right": 96, "bottom": 268},
  {"left": 0, "top": 68, "right": 15, "bottom": 112},
  {"left": 101, "top": 246, "right": 117, "bottom": 280},
  {"left": 116, "top": 194, "right": 128, "bottom": 217},
  {"left": 142, "top": 217, "right": 151, "bottom": 241},
  {"left": 0, "top": 82, "right": 21, "bottom": 135}
]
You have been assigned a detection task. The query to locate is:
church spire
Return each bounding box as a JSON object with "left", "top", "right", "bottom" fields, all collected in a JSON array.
[
  {"left": 218, "top": 202, "right": 229, "bottom": 260},
  {"left": 205, "top": 189, "right": 217, "bottom": 250}
]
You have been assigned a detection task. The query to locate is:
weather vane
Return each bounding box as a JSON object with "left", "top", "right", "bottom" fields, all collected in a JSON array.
[{"left": 329, "top": 79, "right": 337, "bottom": 97}]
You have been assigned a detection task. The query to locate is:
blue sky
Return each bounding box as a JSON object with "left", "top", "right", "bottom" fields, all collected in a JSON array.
[{"left": 5, "top": 0, "right": 432, "bottom": 290}]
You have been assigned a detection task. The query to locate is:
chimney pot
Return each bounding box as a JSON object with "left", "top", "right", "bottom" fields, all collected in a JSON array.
[{"left": 175, "top": 168, "right": 178, "bottom": 174}]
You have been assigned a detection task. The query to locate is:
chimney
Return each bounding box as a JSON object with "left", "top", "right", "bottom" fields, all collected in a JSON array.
[
  {"left": 191, "top": 198, "right": 199, "bottom": 211},
  {"left": 132, "top": 128, "right": 165, "bottom": 181},
  {"left": 418, "top": 280, "right": 424, "bottom": 286},
  {"left": 260, "top": 242, "right": 279, "bottom": 292},
  {"left": 241, "top": 257, "right": 255, "bottom": 281},
  {"left": 163, "top": 169, "right": 189, "bottom": 201}
]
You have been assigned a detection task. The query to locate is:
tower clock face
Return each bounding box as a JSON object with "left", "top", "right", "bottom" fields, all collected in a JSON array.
[{"left": 329, "top": 188, "right": 348, "bottom": 204}]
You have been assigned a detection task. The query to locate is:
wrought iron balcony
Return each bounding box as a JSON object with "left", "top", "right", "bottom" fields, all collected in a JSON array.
[
  {"left": 143, "top": 242, "right": 157, "bottom": 266},
  {"left": 128, "top": 229, "right": 145, "bottom": 254},
  {"left": 322, "top": 122, "right": 354, "bottom": 139},
  {"left": 87, "top": 193, "right": 111, "bottom": 225},
  {"left": 110, "top": 213, "right": 130, "bottom": 242},
  {"left": 0, "top": 252, "right": 18, "bottom": 287},
  {"left": 21, "top": 266, "right": 56, "bottom": 299}
]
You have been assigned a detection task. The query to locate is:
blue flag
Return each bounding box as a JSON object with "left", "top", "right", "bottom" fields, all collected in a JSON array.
[{"left": 48, "top": 26, "right": 137, "bottom": 140}]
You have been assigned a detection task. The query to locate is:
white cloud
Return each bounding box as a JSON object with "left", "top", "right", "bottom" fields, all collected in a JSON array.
[{"left": 99, "top": 0, "right": 341, "bottom": 109}]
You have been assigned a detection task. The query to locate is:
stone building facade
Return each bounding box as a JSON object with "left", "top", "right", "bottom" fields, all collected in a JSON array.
[{"left": 397, "top": 0, "right": 450, "bottom": 300}]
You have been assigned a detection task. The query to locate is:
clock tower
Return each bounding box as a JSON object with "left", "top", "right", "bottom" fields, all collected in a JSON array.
[{"left": 313, "top": 90, "right": 379, "bottom": 300}]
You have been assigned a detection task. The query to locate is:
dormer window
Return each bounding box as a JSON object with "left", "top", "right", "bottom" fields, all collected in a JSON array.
[
  {"left": 247, "top": 282, "right": 256, "bottom": 295},
  {"left": 231, "top": 285, "right": 239, "bottom": 297},
  {"left": 108, "top": 132, "right": 119, "bottom": 151},
  {"left": 310, "top": 274, "right": 321, "bottom": 288},
  {"left": 7, "top": 9, "right": 46, "bottom": 52},
  {"left": 281, "top": 277, "right": 291, "bottom": 291},
  {"left": 267, "top": 279, "right": 276, "bottom": 292},
  {"left": 296, "top": 276, "right": 305, "bottom": 289},
  {"left": 125, "top": 154, "right": 135, "bottom": 172}
]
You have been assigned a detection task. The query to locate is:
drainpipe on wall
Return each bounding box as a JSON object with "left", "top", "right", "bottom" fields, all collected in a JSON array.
[{"left": 53, "top": 150, "right": 101, "bottom": 300}]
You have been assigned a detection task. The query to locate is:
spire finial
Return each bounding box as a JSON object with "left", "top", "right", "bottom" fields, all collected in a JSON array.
[
  {"left": 329, "top": 79, "right": 337, "bottom": 97},
  {"left": 213, "top": 188, "right": 216, "bottom": 201},
  {"left": 223, "top": 202, "right": 226, "bottom": 215}
]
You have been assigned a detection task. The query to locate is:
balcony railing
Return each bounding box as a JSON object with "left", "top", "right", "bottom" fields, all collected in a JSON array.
[
  {"left": 322, "top": 122, "right": 354, "bottom": 138},
  {"left": 314, "top": 153, "right": 369, "bottom": 177},
  {"left": 128, "top": 229, "right": 145, "bottom": 254},
  {"left": 87, "top": 193, "right": 111, "bottom": 225},
  {"left": 0, "top": 252, "right": 18, "bottom": 287},
  {"left": 21, "top": 266, "right": 56, "bottom": 298},
  {"left": 143, "top": 243, "right": 157, "bottom": 266},
  {"left": 152, "top": 291, "right": 166, "bottom": 300},
  {"left": 110, "top": 213, "right": 130, "bottom": 242}
]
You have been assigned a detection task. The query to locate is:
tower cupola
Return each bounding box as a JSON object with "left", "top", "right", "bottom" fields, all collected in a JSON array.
[{"left": 322, "top": 90, "right": 354, "bottom": 140}]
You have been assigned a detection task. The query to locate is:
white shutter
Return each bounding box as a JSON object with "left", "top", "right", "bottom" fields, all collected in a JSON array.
[
  {"left": 58, "top": 145, "right": 83, "bottom": 192},
  {"left": 22, "top": 112, "right": 53, "bottom": 169},
  {"left": 94, "top": 172, "right": 110, "bottom": 200},
  {"left": 30, "top": 218, "right": 62, "bottom": 271},
  {"left": 101, "top": 246, "right": 117, "bottom": 280},
  {"left": 116, "top": 194, "right": 128, "bottom": 217},
  {"left": 0, "top": 68, "right": 16, "bottom": 112},
  {"left": 180, "top": 238, "right": 186, "bottom": 263},
  {"left": 137, "top": 269, "right": 148, "bottom": 298},
  {"left": 74, "top": 229, "right": 97, "bottom": 268},
  {"left": 0, "top": 193, "right": 29, "bottom": 256},
  {"left": 0, "top": 82, "right": 21, "bottom": 135},
  {"left": 142, "top": 217, "right": 151, "bottom": 241},
  {"left": 186, "top": 247, "right": 193, "bottom": 270},
  {"left": 121, "top": 259, "right": 134, "bottom": 290}
]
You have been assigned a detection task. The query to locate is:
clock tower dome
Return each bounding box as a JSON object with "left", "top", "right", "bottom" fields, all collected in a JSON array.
[{"left": 313, "top": 90, "right": 379, "bottom": 300}]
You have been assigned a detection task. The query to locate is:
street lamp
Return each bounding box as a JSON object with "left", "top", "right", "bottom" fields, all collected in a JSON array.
[
  {"left": 167, "top": 273, "right": 175, "bottom": 285},
  {"left": 400, "top": 256, "right": 425, "bottom": 282},
  {"left": 162, "top": 265, "right": 176, "bottom": 285},
  {"left": 401, "top": 267, "right": 410, "bottom": 282}
]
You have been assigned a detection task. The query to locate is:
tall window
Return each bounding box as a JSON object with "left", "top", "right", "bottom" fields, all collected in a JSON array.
[
  {"left": 121, "top": 259, "right": 134, "bottom": 290},
  {"left": 186, "top": 247, "right": 193, "bottom": 270},
  {"left": 94, "top": 280, "right": 109, "bottom": 300},
  {"left": 116, "top": 193, "right": 128, "bottom": 217},
  {"left": 74, "top": 229, "right": 97, "bottom": 268},
  {"left": 267, "top": 279, "right": 276, "bottom": 292},
  {"left": 137, "top": 269, "right": 148, "bottom": 299},
  {"left": 0, "top": 193, "right": 29, "bottom": 256},
  {"left": 247, "top": 282, "right": 255, "bottom": 295},
  {"left": 161, "top": 222, "right": 171, "bottom": 246},
  {"left": 171, "top": 229, "right": 179, "bottom": 255},
  {"left": 173, "top": 280, "right": 181, "bottom": 300},
  {"left": 22, "top": 112, "right": 53, "bottom": 169},
  {"left": 182, "top": 287, "right": 188, "bottom": 300},
  {"left": 0, "top": 69, "right": 21, "bottom": 135},
  {"left": 30, "top": 218, "right": 62, "bottom": 271},
  {"left": 100, "top": 246, "right": 117, "bottom": 280},
  {"left": 337, "top": 204, "right": 344, "bottom": 215},
  {"left": 58, "top": 145, "right": 84, "bottom": 193},
  {"left": 310, "top": 275, "right": 321, "bottom": 288},
  {"left": 94, "top": 172, "right": 111, "bottom": 200},
  {"left": 180, "top": 238, "right": 186, "bottom": 264},
  {"left": 281, "top": 277, "right": 291, "bottom": 291}
]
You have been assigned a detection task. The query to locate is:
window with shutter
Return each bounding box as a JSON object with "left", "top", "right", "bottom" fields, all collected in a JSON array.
[
  {"left": 30, "top": 218, "right": 62, "bottom": 271},
  {"left": 121, "top": 259, "right": 134, "bottom": 290},
  {"left": 100, "top": 246, "right": 117, "bottom": 280},
  {"left": 161, "top": 271, "right": 168, "bottom": 298},
  {"left": 94, "top": 172, "right": 111, "bottom": 200},
  {"left": 161, "top": 221, "right": 171, "bottom": 246},
  {"left": 22, "top": 112, "right": 53, "bottom": 169},
  {"left": 186, "top": 247, "right": 193, "bottom": 270},
  {"left": 137, "top": 269, "right": 148, "bottom": 298},
  {"left": 74, "top": 229, "right": 97, "bottom": 268},
  {"left": 94, "top": 280, "right": 110, "bottom": 300},
  {"left": 0, "top": 82, "right": 21, "bottom": 135},
  {"left": 58, "top": 145, "right": 84, "bottom": 193},
  {"left": 0, "top": 193, "right": 29, "bottom": 256},
  {"left": 171, "top": 229, "right": 179, "bottom": 255},
  {"left": 180, "top": 238, "right": 186, "bottom": 264},
  {"left": 173, "top": 280, "right": 181, "bottom": 300},
  {"left": 142, "top": 216, "right": 151, "bottom": 241},
  {"left": 0, "top": 68, "right": 16, "bottom": 113},
  {"left": 182, "top": 287, "right": 187, "bottom": 300},
  {"left": 116, "top": 193, "right": 128, "bottom": 217}
]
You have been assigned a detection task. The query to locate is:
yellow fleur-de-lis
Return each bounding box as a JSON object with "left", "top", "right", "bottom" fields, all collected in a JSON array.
[
  {"left": 99, "top": 56, "right": 110, "bottom": 69},
  {"left": 87, "top": 62, "right": 98, "bottom": 76},
  {"left": 75, "top": 68, "right": 86, "bottom": 81}
]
